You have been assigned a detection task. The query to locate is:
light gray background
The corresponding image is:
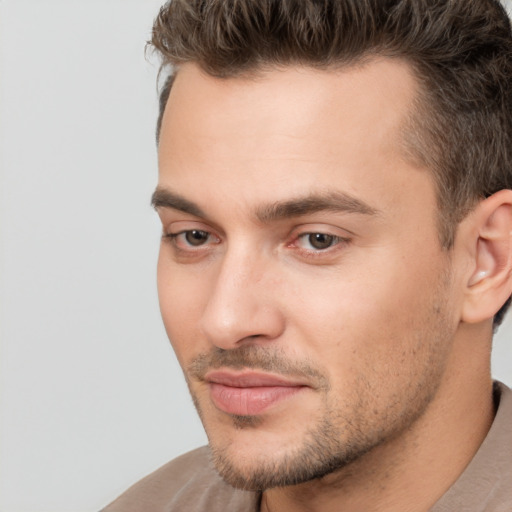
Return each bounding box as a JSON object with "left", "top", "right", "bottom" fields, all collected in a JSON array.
[{"left": 1, "top": 1, "right": 511, "bottom": 511}]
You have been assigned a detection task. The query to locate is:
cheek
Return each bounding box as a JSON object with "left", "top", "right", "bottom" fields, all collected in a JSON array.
[
  {"left": 284, "top": 254, "right": 449, "bottom": 377},
  {"left": 157, "top": 253, "right": 209, "bottom": 362}
]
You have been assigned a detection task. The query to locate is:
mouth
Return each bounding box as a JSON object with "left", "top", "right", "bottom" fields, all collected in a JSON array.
[{"left": 204, "top": 370, "right": 309, "bottom": 416}]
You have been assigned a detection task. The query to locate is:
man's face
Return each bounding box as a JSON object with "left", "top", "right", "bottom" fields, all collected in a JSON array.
[{"left": 155, "top": 60, "right": 461, "bottom": 490}]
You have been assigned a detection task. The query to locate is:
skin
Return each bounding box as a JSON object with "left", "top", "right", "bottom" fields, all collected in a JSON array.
[{"left": 155, "top": 60, "right": 510, "bottom": 512}]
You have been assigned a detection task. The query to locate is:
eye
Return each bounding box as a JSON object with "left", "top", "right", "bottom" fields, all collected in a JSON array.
[
  {"left": 296, "top": 232, "right": 343, "bottom": 251},
  {"left": 182, "top": 229, "right": 210, "bottom": 246},
  {"left": 166, "top": 229, "right": 217, "bottom": 249}
]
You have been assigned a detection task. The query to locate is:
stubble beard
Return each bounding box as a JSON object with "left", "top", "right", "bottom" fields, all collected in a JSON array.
[
  {"left": 208, "top": 371, "right": 445, "bottom": 491},
  {"left": 185, "top": 275, "right": 454, "bottom": 491},
  {"left": 210, "top": 398, "right": 387, "bottom": 490}
]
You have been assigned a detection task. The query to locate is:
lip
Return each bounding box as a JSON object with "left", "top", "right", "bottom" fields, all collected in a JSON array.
[{"left": 205, "top": 370, "right": 308, "bottom": 416}]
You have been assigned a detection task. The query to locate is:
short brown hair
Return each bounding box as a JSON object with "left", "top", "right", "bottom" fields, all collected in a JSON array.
[{"left": 149, "top": 0, "right": 512, "bottom": 326}]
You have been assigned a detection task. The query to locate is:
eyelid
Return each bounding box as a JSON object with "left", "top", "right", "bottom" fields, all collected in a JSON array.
[
  {"left": 161, "top": 219, "right": 215, "bottom": 235},
  {"left": 295, "top": 232, "right": 347, "bottom": 249},
  {"left": 161, "top": 221, "right": 221, "bottom": 252},
  {"left": 286, "top": 225, "right": 352, "bottom": 258},
  {"left": 165, "top": 228, "right": 219, "bottom": 240},
  {"left": 157, "top": 209, "right": 224, "bottom": 236},
  {"left": 288, "top": 224, "right": 352, "bottom": 242}
]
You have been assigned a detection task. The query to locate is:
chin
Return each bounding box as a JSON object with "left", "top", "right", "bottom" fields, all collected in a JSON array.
[
  {"left": 202, "top": 409, "right": 365, "bottom": 491},
  {"left": 208, "top": 424, "right": 361, "bottom": 491}
]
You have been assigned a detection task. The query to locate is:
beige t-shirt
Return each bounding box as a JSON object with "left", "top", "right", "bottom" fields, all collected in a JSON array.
[{"left": 103, "top": 382, "right": 512, "bottom": 512}]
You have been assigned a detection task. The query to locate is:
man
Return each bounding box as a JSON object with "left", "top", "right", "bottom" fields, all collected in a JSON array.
[{"left": 104, "top": 0, "right": 512, "bottom": 510}]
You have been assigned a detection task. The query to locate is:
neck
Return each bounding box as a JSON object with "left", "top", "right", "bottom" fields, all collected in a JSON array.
[{"left": 261, "top": 324, "right": 495, "bottom": 512}]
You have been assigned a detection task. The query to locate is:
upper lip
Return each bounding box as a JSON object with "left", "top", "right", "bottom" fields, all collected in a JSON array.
[{"left": 204, "top": 370, "right": 308, "bottom": 388}]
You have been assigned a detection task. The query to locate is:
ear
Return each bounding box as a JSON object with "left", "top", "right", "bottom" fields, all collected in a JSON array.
[{"left": 461, "top": 189, "right": 512, "bottom": 324}]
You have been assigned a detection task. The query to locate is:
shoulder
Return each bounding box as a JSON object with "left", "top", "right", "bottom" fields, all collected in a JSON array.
[
  {"left": 102, "top": 446, "right": 259, "bottom": 512},
  {"left": 431, "top": 381, "right": 512, "bottom": 512}
]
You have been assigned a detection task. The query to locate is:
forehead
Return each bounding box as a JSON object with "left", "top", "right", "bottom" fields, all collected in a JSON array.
[
  {"left": 157, "top": 60, "right": 428, "bottom": 215},
  {"left": 161, "top": 59, "right": 417, "bottom": 143}
]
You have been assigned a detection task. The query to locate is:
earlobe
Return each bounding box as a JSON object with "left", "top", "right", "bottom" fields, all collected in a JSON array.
[{"left": 462, "top": 190, "right": 512, "bottom": 324}]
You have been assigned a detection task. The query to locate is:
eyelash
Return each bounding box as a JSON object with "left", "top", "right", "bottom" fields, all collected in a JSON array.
[
  {"left": 162, "top": 229, "right": 350, "bottom": 259},
  {"left": 163, "top": 230, "right": 219, "bottom": 250},
  {"left": 292, "top": 233, "right": 349, "bottom": 253}
]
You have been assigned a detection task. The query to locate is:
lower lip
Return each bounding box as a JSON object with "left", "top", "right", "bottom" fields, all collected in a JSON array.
[{"left": 209, "top": 383, "right": 305, "bottom": 416}]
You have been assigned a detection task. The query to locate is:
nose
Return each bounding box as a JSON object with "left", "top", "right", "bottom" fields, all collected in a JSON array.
[{"left": 199, "top": 248, "right": 285, "bottom": 350}]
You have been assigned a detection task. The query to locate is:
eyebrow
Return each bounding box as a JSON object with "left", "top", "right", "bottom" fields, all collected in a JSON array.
[
  {"left": 151, "top": 188, "right": 206, "bottom": 217},
  {"left": 255, "top": 191, "right": 379, "bottom": 222},
  {"left": 151, "top": 187, "right": 379, "bottom": 221}
]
